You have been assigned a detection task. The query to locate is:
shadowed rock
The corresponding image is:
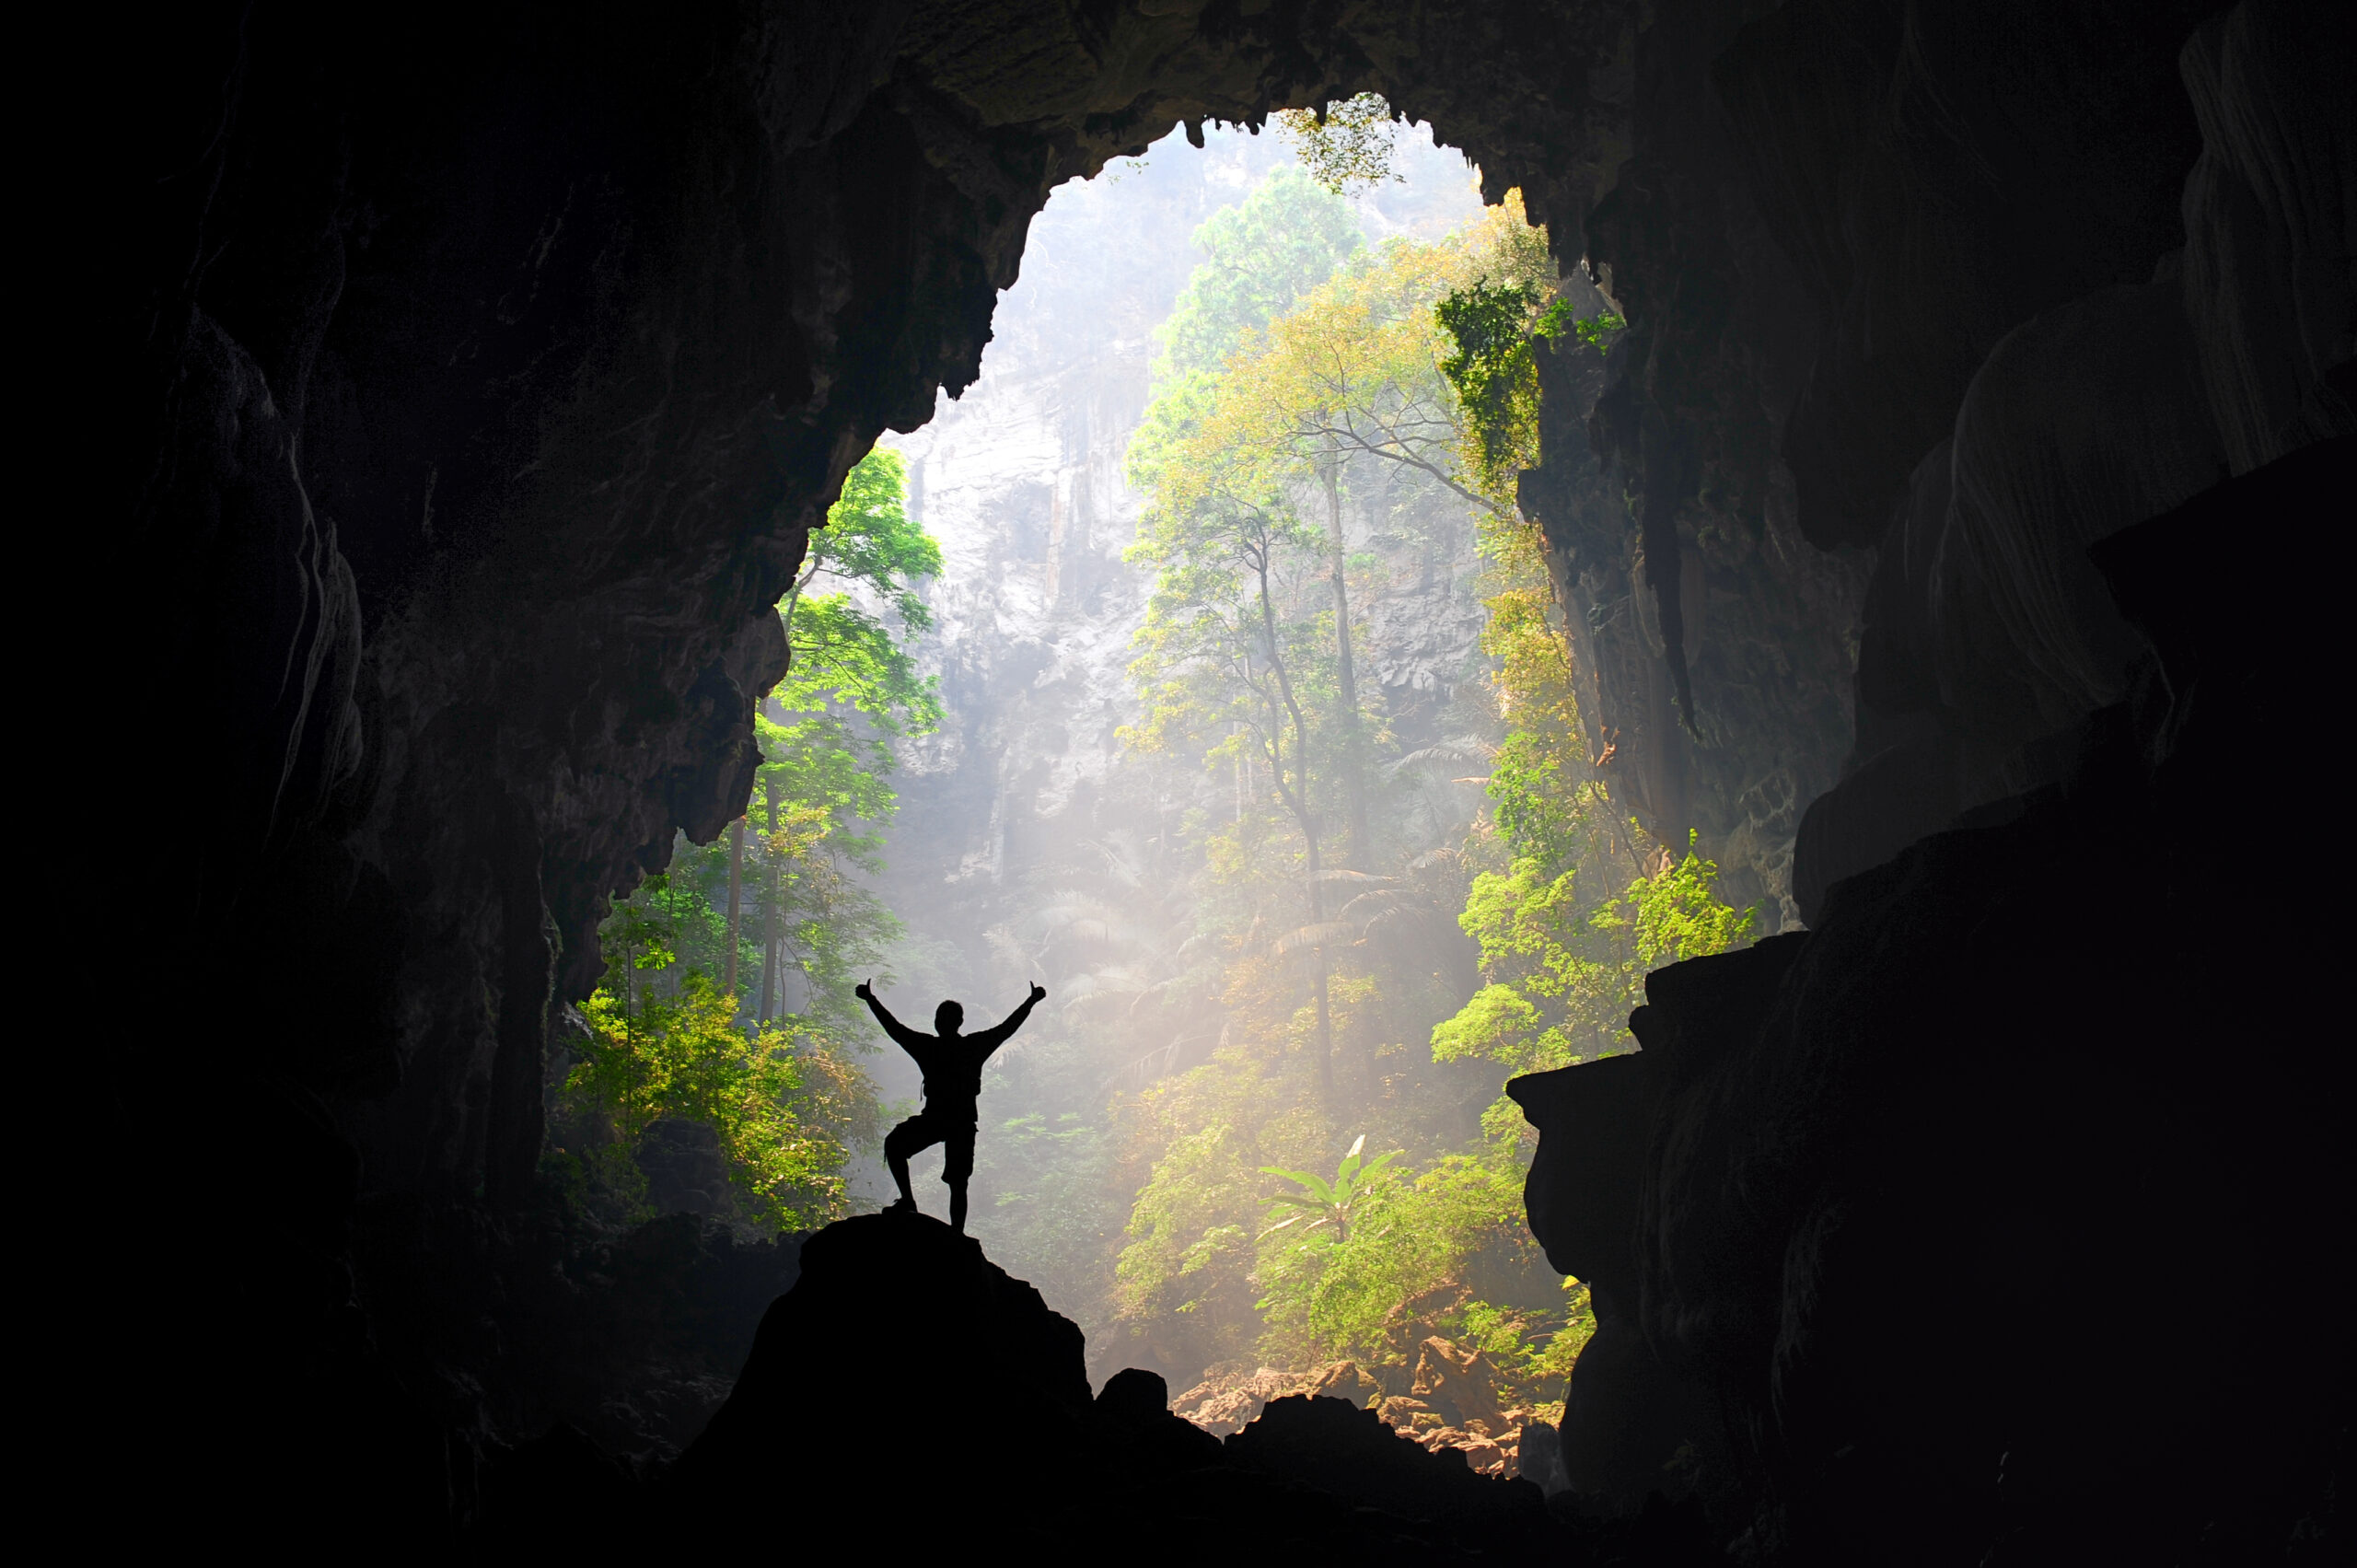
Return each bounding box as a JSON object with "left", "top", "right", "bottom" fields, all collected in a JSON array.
[
  {"left": 676, "top": 1208, "right": 1089, "bottom": 1527},
  {"left": 669, "top": 1211, "right": 1562, "bottom": 1557},
  {"left": 1512, "top": 438, "right": 2357, "bottom": 1562}
]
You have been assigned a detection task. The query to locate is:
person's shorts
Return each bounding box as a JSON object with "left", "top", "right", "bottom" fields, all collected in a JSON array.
[{"left": 886, "top": 1109, "right": 977, "bottom": 1184}]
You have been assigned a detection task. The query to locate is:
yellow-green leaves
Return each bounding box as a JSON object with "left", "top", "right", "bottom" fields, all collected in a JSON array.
[
  {"left": 1431, "top": 981, "right": 1548, "bottom": 1071},
  {"left": 567, "top": 975, "right": 865, "bottom": 1228},
  {"left": 1435, "top": 837, "right": 1754, "bottom": 1080},
  {"left": 1274, "top": 93, "right": 1405, "bottom": 195}
]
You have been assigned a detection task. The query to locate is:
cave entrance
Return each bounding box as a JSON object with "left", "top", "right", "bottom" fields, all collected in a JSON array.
[
  {"left": 566, "top": 107, "right": 1748, "bottom": 1473},
  {"left": 119, "top": 6, "right": 2353, "bottom": 1551}
]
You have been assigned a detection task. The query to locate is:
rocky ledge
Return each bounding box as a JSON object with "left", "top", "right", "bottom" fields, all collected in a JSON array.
[{"left": 479, "top": 1209, "right": 1705, "bottom": 1559}]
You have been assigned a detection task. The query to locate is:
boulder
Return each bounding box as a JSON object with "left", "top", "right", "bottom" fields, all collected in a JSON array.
[
  {"left": 1297, "top": 1359, "right": 1385, "bottom": 1406},
  {"left": 1167, "top": 1364, "right": 1299, "bottom": 1437},
  {"left": 1224, "top": 1395, "right": 1550, "bottom": 1540},
  {"left": 675, "top": 1209, "right": 1089, "bottom": 1533},
  {"left": 1410, "top": 1336, "right": 1507, "bottom": 1431},
  {"left": 1089, "top": 1367, "right": 1226, "bottom": 1483}
]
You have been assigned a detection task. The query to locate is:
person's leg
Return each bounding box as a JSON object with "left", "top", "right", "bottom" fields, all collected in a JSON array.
[
  {"left": 944, "top": 1124, "right": 977, "bottom": 1235},
  {"left": 882, "top": 1113, "right": 937, "bottom": 1211}
]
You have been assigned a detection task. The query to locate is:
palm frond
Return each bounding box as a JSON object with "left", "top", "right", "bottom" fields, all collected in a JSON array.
[
  {"left": 1271, "top": 921, "right": 1359, "bottom": 957},
  {"left": 1385, "top": 735, "right": 1500, "bottom": 776},
  {"left": 1260, "top": 1166, "right": 1336, "bottom": 1204}
]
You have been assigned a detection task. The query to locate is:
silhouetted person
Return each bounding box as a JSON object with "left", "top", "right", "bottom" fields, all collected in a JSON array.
[{"left": 856, "top": 980, "right": 1046, "bottom": 1234}]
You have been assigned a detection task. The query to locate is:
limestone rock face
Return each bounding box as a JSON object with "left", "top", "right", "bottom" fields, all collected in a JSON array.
[
  {"left": 2178, "top": 2, "right": 2357, "bottom": 476},
  {"left": 1410, "top": 1334, "right": 1506, "bottom": 1431},
  {"left": 1791, "top": 0, "right": 2351, "bottom": 923}
]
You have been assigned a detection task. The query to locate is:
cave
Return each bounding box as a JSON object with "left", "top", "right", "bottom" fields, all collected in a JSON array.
[{"left": 87, "top": 1, "right": 2349, "bottom": 1558}]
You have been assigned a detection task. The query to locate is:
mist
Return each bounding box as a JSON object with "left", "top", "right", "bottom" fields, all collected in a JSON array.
[{"left": 859, "top": 122, "right": 1489, "bottom": 1373}]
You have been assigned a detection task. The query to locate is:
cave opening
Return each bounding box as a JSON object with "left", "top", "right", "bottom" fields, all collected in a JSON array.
[
  {"left": 87, "top": 3, "right": 2351, "bottom": 1559},
  {"left": 568, "top": 109, "right": 1662, "bottom": 1464}
]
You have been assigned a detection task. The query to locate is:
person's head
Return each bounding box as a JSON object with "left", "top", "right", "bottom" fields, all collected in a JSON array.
[{"left": 935, "top": 999, "right": 965, "bottom": 1036}]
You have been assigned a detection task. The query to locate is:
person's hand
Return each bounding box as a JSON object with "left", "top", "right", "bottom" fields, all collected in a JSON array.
[
  {"left": 854, "top": 980, "right": 874, "bottom": 1002},
  {"left": 1029, "top": 982, "right": 1047, "bottom": 1004}
]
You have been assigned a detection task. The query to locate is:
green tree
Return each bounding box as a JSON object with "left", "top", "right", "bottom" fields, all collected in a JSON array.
[
  {"left": 1151, "top": 166, "right": 1364, "bottom": 385},
  {"left": 748, "top": 446, "right": 943, "bottom": 1031},
  {"left": 1259, "top": 1133, "right": 1401, "bottom": 1245},
  {"left": 1116, "top": 175, "right": 1739, "bottom": 1419},
  {"left": 1430, "top": 515, "right": 1754, "bottom": 1121},
  {"left": 556, "top": 447, "right": 938, "bottom": 1225},
  {"left": 1122, "top": 476, "right": 1347, "bottom": 1110},
  {"left": 562, "top": 976, "right": 871, "bottom": 1228},
  {"left": 1275, "top": 93, "right": 1405, "bottom": 195},
  {"left": 1152, "top": 197, "right": 1559, "bottom": 877}
]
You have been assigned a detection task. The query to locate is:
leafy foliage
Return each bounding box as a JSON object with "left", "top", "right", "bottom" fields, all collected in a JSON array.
[
  {"left": 1434, "top": 256, "right": 1621, "bottom": 498},
  {"left": 1431, "top": 489, "right": 1755, "bottom": 1089},
  {"left": 1546, "top": 302, "right": 1628, "bottom": 355},
  {"left": 750, "top": 445, "right": 943, "bottom": 1028},
  {"left": 1437, "top": 281, "right": 1547, "bottom": 496},
  {"left": 563, "top": 976, "right": 866, "bottom": 1228},
  {"left": 551, "top": 447, "right": 938, "bottom": 1228},
  {"left": 1435, "top": 832, "right": 1754, "bottom": 1079},
  {"left": 1149, "top": 167, "right": 1363, "bottom": 388},
  {"left": 1112, "top": 169, "right": 1748, "bottom": 1410},
  {"left": 1260, "top": 1134, "right": 1401, "bottom": 1244},
  {"left": 1254, "top": 1149, "right": 1588, "bottom": 1403},
  {"left": 1274, "top": 93, "right": 1405, "bottom": 194},
  {"left": 1113, "top": 173, "right": 1590, "bottom": 1395}
]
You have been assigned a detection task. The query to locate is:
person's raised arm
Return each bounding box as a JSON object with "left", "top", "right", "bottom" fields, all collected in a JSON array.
[
  {"left": 969, "top": 983, "right": 1048, "bottom": 1059},
  {"left": 854, "top": 981, "right": 932, "bottom": 1058}
]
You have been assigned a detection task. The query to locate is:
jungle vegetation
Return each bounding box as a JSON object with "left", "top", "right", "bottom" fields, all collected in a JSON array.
[
  {"left": 540, "top": 126, "right": 1750, "bottom": 1424},
  {"left": 544, "top": 448, "right": 940, "bottom": 1230},
  {"left": 1102, "top": 160, "right": 1751, "bottom": 1410}
]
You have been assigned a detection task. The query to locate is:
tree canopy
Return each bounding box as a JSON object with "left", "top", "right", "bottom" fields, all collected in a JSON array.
[{"left": 1111, "top": 168, "right": 1752, "bottom": 1413}]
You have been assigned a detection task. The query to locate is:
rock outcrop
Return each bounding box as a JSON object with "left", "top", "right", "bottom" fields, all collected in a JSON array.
[
  {"left": 668, "top": 1213, "right": 1558, "bottom": 1555},
  {"left": 1515, "top": 439, "right": 2356, "bottom": 1560},
  {"left": 677, "top": 1209, "right": 1092, "bottom": 1520}
]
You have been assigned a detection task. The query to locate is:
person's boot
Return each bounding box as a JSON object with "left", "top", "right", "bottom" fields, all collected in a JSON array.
[{"left": 885, "top": 1194, "right": 918, "bottom": 1214}]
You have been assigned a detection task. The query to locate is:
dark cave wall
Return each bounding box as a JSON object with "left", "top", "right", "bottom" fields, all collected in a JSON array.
[
  {"left": 1501, "top": 1, "right": 2354, "bottom": 1552},
  {"left": 1789, "top": 0, "right": 2353, "bottom": 922},
  {"left": 115, "top": 0, "right": 1902, "bottom": 1230},
  {"left": 84, "top": 0, "right": 2352, "bottom": 1548},
  {"left": 1513, "top": 438, "right": 2357, "bottom": 1560},
  {"left": 97, "top": 2, "right": 1681, "bottom": 1526},
  {"left": 127, "top": 0, "right": 1679, "bottom": 1217}
]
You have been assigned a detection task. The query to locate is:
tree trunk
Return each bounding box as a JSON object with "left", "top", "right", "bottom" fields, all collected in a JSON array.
[
  {"left": 1321, "top": 451, "right": 1370, "bottom": 870},
  {"left": 724, "top": 818, "right": 745, "bottom": 997},
  {"left": 759, "top": 778, "right": 784, "bottom": 1019},
  {"left": 1257, "top": 547, "right": 1336, "bottom": 1120}
]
